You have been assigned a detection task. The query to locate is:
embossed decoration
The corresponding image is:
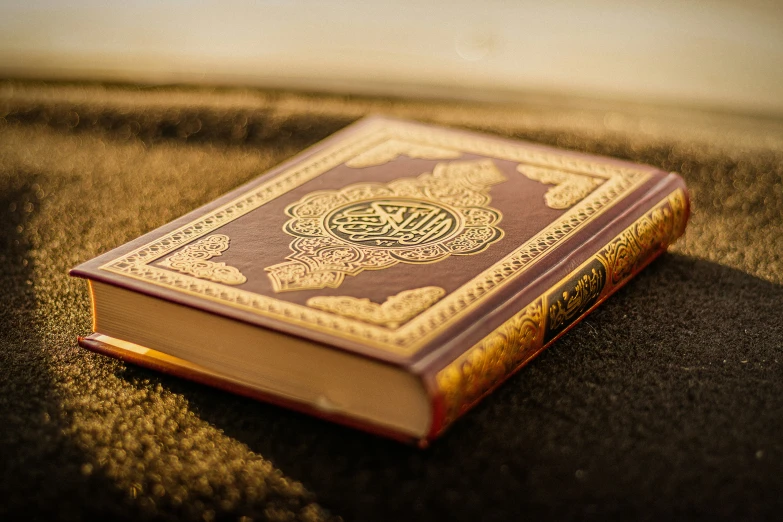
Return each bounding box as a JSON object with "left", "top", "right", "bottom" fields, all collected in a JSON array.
[
  {"left": 326, "top": 199, "right": 461, "bottom": 248},
  {"left": 436, "top": 299, "right": 545, "bottom": 428},
  {"left": 435, "top": 189, "right": 686, "bottom": 434},
  {"left": 102, "top": 121, "right": 653, "bottom": 354},
  {"left": 307, "top": 286, "right": 446, "bottom": 329},
  {"left": 345, "top": 139, "right": 461, "bottom": 168},
  {"left": 596, "top": 190, "right": 686, "bottom": 284},
  {"left": 547, "top": 264, "right": 605, "bottom": 333},
  {"left": 266, "top": 159, "right": 506, "bottom": 292},
  {"left": 158, "top": 234, "right": 246, "bottom": 285},
  {"left": 517, "top": 165, "right": 604, "bottom": 209}
]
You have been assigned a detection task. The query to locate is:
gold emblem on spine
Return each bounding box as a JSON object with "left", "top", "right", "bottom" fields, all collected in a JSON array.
[
  {"left": 159, "top": 234, "right": 246, "bottom": 285},
  {"left": 435, "top": 189, "right": 687, "bottom": 433},
  {"left": 345, "top": 139, "right": 461, "bottom": 168},
  {"left": 307, "top": 286, "right": 446, "bottom": 329},
  {"left": 266, "top": 159, "right": 506, "bottom": 292},
  {"left": 517, "top": 165, "right": 604, "bottom": 209},
  {"left": 548, "top": 267, "right": 605, "bottom": 332}
]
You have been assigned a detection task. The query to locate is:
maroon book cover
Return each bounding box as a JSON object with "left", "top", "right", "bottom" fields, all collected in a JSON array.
[{"left": 71, "top": 116, "right": 689, "bottom": 444}]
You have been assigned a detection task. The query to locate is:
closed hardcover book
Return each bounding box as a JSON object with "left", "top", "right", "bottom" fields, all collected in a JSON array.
[{"left": 71, "top": 117, "right": 689, "bottom": 445}]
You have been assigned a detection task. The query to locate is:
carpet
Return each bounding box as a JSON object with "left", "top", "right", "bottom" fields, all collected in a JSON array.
[{"left": 1, "top": 81, "right": 781, "bottom": 521}]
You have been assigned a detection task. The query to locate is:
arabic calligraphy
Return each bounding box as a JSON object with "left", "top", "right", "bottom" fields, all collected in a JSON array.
[
  {"left": 326, "top": 199, "right": 461, "bottom": 248},
  {"left": 266, "top": 159, "right": 506, "bottom": 292},
  {"left": 434, "top": 189, "right": 686, "bottom": 436},
  {"left": 546, "top": 260, "right": 605, "bottom": 336}
]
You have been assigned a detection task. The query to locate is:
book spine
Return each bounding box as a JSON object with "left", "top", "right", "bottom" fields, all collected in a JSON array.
[{"left": 426, "top": 186, "right": 689, "bottom": 440}]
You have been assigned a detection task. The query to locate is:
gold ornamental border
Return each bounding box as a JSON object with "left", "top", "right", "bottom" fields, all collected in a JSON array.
[
  {"left": 100, "top": 119, "right": 651, "bottom": 355},
  {"left": 434, "top": 188, "right": 687, "bottom": 431}
]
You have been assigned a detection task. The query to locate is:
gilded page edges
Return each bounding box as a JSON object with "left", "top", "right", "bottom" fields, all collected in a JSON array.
[{"left": 433, "top": 188, "right": 688, "bottom": 434}]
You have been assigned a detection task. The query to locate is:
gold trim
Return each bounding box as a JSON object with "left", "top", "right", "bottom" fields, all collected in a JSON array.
[
  {"left": 435, "top": 189, "right": 687, "bottom": 430},
  {"left": 345, "top": 138, "right": 461, "bottom": 167},
  {"left": 517, "top": 165, "right": 605, "bottom": 209},
  {"left": 158, "top": 234, "right": 246, "bottom": 285},
  {"left": 99, "top": 120, "right": 651, "bottom": 355},
  {"left": 307, "top": 287, "right": 446, "bottom": 329},
  {"left": 436, "top": 298, "right": 546, "bottom": 428},
  {"left": 266, "top": 159, "right": 505, "bottom": 292}
]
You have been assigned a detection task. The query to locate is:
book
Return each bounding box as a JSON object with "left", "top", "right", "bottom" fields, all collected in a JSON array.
[{"left": 71, "top": 116, "right": 689, "bottom": 445}]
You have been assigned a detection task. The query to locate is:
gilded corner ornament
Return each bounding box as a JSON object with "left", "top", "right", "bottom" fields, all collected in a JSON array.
[
  {"left": 345, "top": 139, "right": 461, "bottom": 168},
  {"left": 307, "top": 286, "right": 446, "bottom": 329},
  {"left": 265, "top": 159, "right": 507, "bottom": 292},
  {"left": 158, "top": 234, "right": 246, "bottom": 285},
  {"left": 517, "top": 164, "right": 604, "bottom": 209}
]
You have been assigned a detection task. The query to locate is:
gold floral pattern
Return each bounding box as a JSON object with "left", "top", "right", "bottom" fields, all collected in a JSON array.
[
  {"left": 517, "top": 165, "right": 604, "bottom": 209},
  {"left": 100, "top": 120, "right": 652, "bottom": 354},
  {"left": 158, "top": 234, "right": 246, "bottom": 285},
  {"left": 266, "top": 159, "right": 506, "bottom": 292},
  {"left": 434, "top": 188, "right": 687, "bottom": 434},
  {"left": 436, "top": 299, "right": 545, "bottom": 428},
  {"left": 307, "top": 287, "right": 446, "bottom": 329},
  {"left": 597, "top": 190, "right": 686, "bottom": 284}
]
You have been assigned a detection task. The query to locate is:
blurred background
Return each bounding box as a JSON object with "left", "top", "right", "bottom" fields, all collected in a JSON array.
[{"left": 2, "top": 0, "right": 782, "bottom": 114}]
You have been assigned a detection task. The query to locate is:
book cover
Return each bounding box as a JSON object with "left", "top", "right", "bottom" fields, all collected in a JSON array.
[{"left": 71, "top": 116, "right": 689, "bottom": 444}]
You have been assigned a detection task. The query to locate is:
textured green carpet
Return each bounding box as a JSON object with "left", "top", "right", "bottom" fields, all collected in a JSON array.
[{"left": 1, "top": 81, "right": 782, "bottom": 521}]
